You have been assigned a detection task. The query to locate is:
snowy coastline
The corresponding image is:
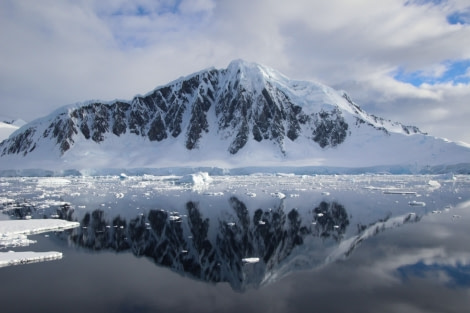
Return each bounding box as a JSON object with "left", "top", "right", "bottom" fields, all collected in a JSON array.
[{"left": 1, "top": 162, "right": 469, "bottom": 178}]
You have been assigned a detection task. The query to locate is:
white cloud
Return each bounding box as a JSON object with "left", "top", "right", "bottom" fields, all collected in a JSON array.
[
  {"left": 179, "top": 0, "right": 216, "bottom": 14},
  {"left": 0, "top": 0, "right": 469, "bottom": 143}
]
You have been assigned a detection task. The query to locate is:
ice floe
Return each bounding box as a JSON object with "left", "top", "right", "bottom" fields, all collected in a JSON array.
[
  {"left": 0, "top": 251, "right": 63, "bottom": 268},
  {"left": 0, "top": 219, "right": 80, "bottom": 236},
  {"left": 0, "top": 219, "right": 79, "bottom": 268},
  {"left": 178, "top": 172, "right": 213, "bottom": 190},
  {"left": 408, "top": 200, "right": 426, "bottom": 207},
  {"left": 270, "top": 192, "right": 286, "bottom": 199},
  {"left": 115, "top": 193, "right": 125, "bottom": 199},
  {"left": 383, "top": 190, "right": 417, "bottom": 195},
  {"left": 203, "top": 192, "right": 224, "bottom": 196}
]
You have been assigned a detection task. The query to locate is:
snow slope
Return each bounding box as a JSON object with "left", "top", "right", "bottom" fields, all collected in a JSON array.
[
  {"left": 0, "top": 122, "right": 19, "bottom": 142},
  {"left": 0, "top": 60, "right": 469, "bottom": 173}
]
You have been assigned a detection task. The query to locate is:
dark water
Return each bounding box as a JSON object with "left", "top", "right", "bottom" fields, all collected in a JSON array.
[{"left": 1, "top": 174, "right": 469, "bottom": 313}]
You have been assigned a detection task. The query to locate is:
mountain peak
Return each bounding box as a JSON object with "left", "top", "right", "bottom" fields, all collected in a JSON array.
[
  {"left": 226, "top": 59, "right": 263, "bottom": 72},
  {"left": 226, "top": 59, "right": 287, "bottom": 82}
]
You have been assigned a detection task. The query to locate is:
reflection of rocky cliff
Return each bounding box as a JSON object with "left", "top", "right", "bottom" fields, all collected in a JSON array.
[{"left": 53, "top": 197, "right": 417, "bottom": 291}]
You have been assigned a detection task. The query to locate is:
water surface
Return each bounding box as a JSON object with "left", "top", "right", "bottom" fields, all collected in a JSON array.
[{"left": 1, "top": 174, "right": 469, "bottom": 312}]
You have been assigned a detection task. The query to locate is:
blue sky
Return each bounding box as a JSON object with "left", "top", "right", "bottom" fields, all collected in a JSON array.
[
  {"left": 1, "top": 0, "right": 470, "bottom": 143},
  {"left": 394, "top": 59, "right": 470, "bottom": 86},
  {"left": 394, "top": 1, "right": 470, "bottom": 87}
]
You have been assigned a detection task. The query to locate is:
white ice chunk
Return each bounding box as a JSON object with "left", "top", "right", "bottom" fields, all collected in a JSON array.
[
  {"left": 203, "top": 192, "right": 224, "bottom": 196},
  {"left": 115, "top": 193, "right": 125, "bottom": 199},
  {"left": 0, "top": 251, "right": 63, "bottom": 268},
  {"left": 271, "top": 192, "right": 286, "bottom": 199},
  {"left": 0, "top": 219, "right": 80, "bottom": 236},
  {"left": 427, "top": 180, "right": 441, "bottom": 189},
  {"left": 178, "top": 172, "right": 213, "bottom": 190},
  {"left": 408, "top": 201, "right": 426, "bottom": 207},
  {"left": 0, "top": 219, "right": 79, "bottom": 267}
]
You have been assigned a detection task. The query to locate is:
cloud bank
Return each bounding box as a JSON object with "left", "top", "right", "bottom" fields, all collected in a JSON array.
[{"left": 1, "top": 0, "right": 469, "bottom": 143}]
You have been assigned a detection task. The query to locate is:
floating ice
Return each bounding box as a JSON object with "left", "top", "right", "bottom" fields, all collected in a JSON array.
[
  {"left": 0, "top": 219, "right": 80, "bottom": 236},
  {"left": 383, "top": 191, "right": 417, "bottom": 195},
  {"left": 115, "top": 193, "right": 125, "bottom": 199},
  {"left": 36, "top": 178, "right": 71, "bottom": 187},
  {"left": 0, "top": 251, "right": 63, "bottom": 268},
  {"left": 271, "top": 192, "right": 286, "bottom": 199},
  {"left": 427, "top": 180, "right": 441, "bottom": 190},
  {"left": 0, "top": 219, "right": 80, "bottom": 268},
  {"left": 178, "top": 172, "right": 213, "bottom": 189},
  {"left": 242, "top": 257, "right": 260, "bottom": 264},
  {"left": 408, "top": 201, "right": 426, "bottom": 207},
  {"left": 203, "top": 192, "right": 224, "bottom": 196}
]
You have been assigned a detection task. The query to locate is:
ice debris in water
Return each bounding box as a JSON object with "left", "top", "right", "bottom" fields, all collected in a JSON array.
[
  {"left": 178, "top": 172, "right": 213, "bottom": 187},
  {"left": 408, "top": 201, "right": 426, "bottom": 207},
  {"left": 0, "top": 219, "right": 80, "bottom": 268},
  {"left": 115, "top": 193, "right": 124, "bottom": 199},
  {"left": 427, "top": 180, "right": 441, "bottom": 189},
  {"left": 271, "top": 192, "right": 286, "bottom": 199}
]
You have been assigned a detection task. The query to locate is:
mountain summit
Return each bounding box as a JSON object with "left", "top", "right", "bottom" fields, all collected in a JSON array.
[{"left": 1, "top": 60, "right": 469, "bottom": 172}]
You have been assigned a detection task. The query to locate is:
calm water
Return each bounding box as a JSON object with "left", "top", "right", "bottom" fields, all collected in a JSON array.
[{"left": 1, "top": 174, "right": 469, "bottom": 313}]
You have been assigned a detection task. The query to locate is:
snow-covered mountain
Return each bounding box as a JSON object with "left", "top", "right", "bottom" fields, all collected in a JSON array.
[
  {"left": 1, "top": 60, "right": 469, "bottom": 172},
  {"left": 0, "top": 118, "right": 26, "bottom": 142}
]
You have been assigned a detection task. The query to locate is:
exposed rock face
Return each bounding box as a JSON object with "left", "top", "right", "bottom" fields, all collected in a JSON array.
[{"left": 0, "top": 59, "right": 424, "bottom": 159}]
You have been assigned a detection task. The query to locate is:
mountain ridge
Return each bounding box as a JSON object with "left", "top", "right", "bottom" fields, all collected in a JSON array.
[{"left": 1, "top": 59, "right": 469, "bottom": 172}]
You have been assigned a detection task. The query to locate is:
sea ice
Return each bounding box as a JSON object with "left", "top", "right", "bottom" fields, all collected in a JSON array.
[
  {"left": 408, "top": 201, "right": 426, "bottom": 207},
  {"left": 242, "top": 257, "right": 260, "bottom": 264},
  {"left": 0, "top": 219, "right": 80, "bottom": 236},
  {"left": 0, "top": 219, "right": 80, "bottom": 268},
  {"left": 178, "top": 172, "right": 213, "bottom": 189},
  {"left": 0, "top": 251, "right": 63, "bottom": 268},
  {"left": 271, "top": 192, "right": 286, "bottom": 199}
]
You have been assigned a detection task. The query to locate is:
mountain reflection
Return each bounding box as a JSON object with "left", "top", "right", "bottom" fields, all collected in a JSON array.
[
  {"left": 3, "top": 194, "right": 422, "bottom": 291},
  {"left": 34, "top": 195, "right": 413, "bottom": 291}
]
